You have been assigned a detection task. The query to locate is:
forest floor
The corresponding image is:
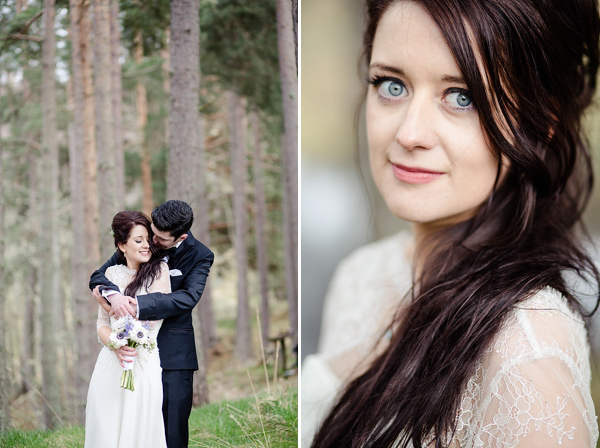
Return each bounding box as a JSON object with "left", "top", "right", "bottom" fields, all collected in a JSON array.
[{"left": 1, "top": 280, "right": 299, "bottom": 447}]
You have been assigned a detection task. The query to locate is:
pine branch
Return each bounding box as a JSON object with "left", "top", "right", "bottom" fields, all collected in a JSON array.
[{"left": 5, "top": 34, "right": 43, "bottom": 42}]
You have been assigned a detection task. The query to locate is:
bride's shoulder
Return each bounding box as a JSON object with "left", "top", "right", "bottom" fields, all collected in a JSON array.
[
  {"left": 335, "top": 231, "right": 412, "bottom": 279},
  {"left": 106, "top": 264, "right": 127, "bottom": 276},
  {"left": 488, "top": 286, "right": 589, "bottom": 368}
]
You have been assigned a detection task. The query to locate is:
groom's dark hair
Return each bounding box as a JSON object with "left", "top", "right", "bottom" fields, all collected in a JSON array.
[{"left": 152, "top": 200, "right": 194, "bottom": 239}]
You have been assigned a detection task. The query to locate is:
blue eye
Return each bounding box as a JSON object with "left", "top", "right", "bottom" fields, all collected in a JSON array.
[
  {"left": 368, "top": 75, "right": 407, "bottom": 100},
  {"left": 445, "top": 89, "right": 474, "bottom": 110},
  {"left": 379, "top": 80, "right": 405, "bottom": 98}
]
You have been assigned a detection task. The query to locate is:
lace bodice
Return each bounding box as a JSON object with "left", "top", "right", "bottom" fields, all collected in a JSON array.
[
  {"left": 301, "top": 232, "right": 598, "bottom": 447},
  {"left": 96, "top": 262, "right": 171, "bottom": 366}
]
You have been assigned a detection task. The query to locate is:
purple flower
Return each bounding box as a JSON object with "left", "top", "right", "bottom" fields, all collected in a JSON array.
[
  {"left": 137, "top": 331, "right": 144, "bottom": 339},
  {"left": 117, "top": 332, "right": 126, "bottom": 340}
]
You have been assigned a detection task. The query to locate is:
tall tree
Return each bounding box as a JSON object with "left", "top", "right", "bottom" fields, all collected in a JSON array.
[
  {"left": 168, "top": 0, "right": 208, "bottom": 405},
  {"left": 110, "top": 0, "right": 125, "bottom": 209},
  {"left": 251, "top": 109, "right": 270, "bottom": 350},
  {"left": 81, "top": 0, "right": 101, "bottom": 269},
  {"left": 229, "top": 91, "right": 253, "bottom": 363},
  {"left": 135, "top": 28, "right": 154, "bottom": 216},
  {"left": 194, "top": 114, "right": 217, "bottom": 354},
  {"left": 40, "top": 0, "right": 62, "bottom": 428},
  {"left": 0, "top": 100, "right": 9, "bottom": 431},
  {"left": 276, "top": 0, "right": 298, "bottom": 346},
  {"left": 93, "top": 0, "right": 117, "bottom": 259},
  {"left": 69, "top": 0, "right": 99, "bottom": 421}
]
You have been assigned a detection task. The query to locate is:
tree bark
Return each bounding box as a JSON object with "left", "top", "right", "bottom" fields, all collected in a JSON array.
[
  {"left": 135, "top": 29, "right": 154, "bottom": 216},
  {"left": 93, "top": 0, "right": 117, "bottom": 259},
  {"left": 71, "top": 0, "right": 101, "bottom": 421},
  {"left": 276, "top": 0, "right": 298, "bottom": 346},
  {"left": 110, "top": 0, "right": 125, "bottom": 209},
  {"left": 194, "top": 113, "right": 217, "bottom": 355},
  {"left": 229, "top": 91, "right": 253, "bottom": 363},
  {"left": 81, "top": 0, "right": 101, "bottom": 269},
  {"left": 169, "top": 0, "right": 208, "bottom": 405},
  {"left": 251, "top": 109, "right": 270, "bottom": 351},
  {"left": 0, "top": 92, "right": 9, "bottom": 431},
  {"left": 162, "top": 27, "right": 170, "bottom": 147},
  {"left": 41, "top": 0, "right": 62, "bottom": 427}
]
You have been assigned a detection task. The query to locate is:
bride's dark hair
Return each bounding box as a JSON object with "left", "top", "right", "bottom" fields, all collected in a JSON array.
[
  {"left": 312, "top": 0, "right": 600, "bottom": 446},
  {"left": 111, "top": 211, "right": 166, "bottom": 298}
]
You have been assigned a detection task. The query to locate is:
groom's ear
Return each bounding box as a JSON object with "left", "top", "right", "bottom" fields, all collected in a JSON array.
[{"left": 178, "top": 234, "right": 188, "bottom": 243}]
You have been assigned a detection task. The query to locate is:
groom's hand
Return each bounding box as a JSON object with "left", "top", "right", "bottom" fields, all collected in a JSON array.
[
  {"left": 107, "top": 293, "right": 137, "bottom": 318},
  {"left": 92, "top": 286, "right": 112, "bottom": 313}
]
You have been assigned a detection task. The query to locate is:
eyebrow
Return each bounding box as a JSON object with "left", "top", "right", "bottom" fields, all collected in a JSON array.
[{"left": 369, "top": 62, "right": 466, "bottom": 85}]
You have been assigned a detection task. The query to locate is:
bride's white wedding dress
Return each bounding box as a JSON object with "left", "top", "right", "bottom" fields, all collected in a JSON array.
[
  {"left": 302, "top": 232, "right": 599, "bottom": 447},
  {"left": 85, "top": 262, "right": 170, "bottom": 448}
]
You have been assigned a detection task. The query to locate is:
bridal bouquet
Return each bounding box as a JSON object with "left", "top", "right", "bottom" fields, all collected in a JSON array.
[{"left": 107, "top": 315, "right": 157, "bottom": 391}]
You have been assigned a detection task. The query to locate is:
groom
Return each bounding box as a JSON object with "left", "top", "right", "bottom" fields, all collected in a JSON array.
[{"left": 89, "top": 200, "right": 214, "bottom": 448}]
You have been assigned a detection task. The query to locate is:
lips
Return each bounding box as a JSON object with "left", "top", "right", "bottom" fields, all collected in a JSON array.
[{"left": 392, "top": 163, "right": 444, "bottom": 184}]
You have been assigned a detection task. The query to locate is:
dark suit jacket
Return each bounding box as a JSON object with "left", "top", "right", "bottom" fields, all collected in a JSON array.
[{"left": 89, "top": 231, "right": 214, "bottom": 370}]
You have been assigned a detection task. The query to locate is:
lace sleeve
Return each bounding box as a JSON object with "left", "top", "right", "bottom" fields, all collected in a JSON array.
[
  {"left": 96, "top": 305, "right": 110, "bottom": 345},
  {"left": 475, "top": 356, "right": 595, "bottom": 447},
  {"left": 147, "top": 262, "right": 171, "bottom": 294},
  {"left": 468, "top": 291, "right": 598, "bottom": 447}
]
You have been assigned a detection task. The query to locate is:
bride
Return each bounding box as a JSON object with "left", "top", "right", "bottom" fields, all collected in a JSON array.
[
  {"left": 85, "top": 211, "right": 170, "bottom": 447},
  {"left": 303, "top": 0, "right": 600, "bottom": 446}
]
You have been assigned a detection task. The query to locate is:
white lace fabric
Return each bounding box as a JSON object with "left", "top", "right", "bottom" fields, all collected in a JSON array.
[
  {"left": 96, "top": 262, "right": 171, "bottom": 370},
  {"left": 301, "top": 233, "right": 598, "bottom": 447}
]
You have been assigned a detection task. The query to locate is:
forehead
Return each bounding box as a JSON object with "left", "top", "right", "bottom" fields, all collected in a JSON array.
[
  {"left": 371, "top": 2, "right": 462, "bottom": 79},
  {"left": 129, "top": 224, "right": 149, "bottom": 238},
  {"left": 151, "top": 223, "right": 174, "bottom": 239}
]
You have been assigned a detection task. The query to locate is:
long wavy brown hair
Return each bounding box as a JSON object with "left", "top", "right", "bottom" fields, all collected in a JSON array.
[
  {"left": 312, "top": 0, "right": 600, "bottom": 446},
  {"left": 111, "top": 211, "right": 166, "bottom": 298}
]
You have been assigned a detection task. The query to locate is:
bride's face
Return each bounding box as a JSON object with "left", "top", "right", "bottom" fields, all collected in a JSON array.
[
  {"left": 119, "top": 224, "right": 151, "bottom": 269},
  {"left": 366, "top": 2, "right": 499, "bottom": 228}
]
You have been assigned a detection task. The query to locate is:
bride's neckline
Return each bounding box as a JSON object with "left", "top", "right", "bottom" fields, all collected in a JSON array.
[{"left": 123, "top": 265, "right": 137, "bottom": 274}]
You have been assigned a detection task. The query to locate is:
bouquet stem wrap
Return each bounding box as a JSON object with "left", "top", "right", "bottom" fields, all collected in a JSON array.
[{"left": 120, "top": 355, "right": 135, "bottom": 391}]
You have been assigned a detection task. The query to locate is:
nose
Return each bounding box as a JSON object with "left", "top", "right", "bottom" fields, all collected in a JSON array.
[
  {"left": 152, "top": 236, "right": 158, "bottom": 244},
  {"left": 395, "top": 94, "right": 437, "bottom": 150}
]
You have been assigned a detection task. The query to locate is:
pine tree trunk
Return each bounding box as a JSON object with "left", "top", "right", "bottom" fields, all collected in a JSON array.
[
  {"left": 276, "top": 0, "right": 298, "bottom": 346},
  {"left": 71, "top": 0, "right": 101, "bottom": 421},
  {"left": 169, "top": 0, "right": 208, "bottom": 405},
  {"left": 93, "top": 0, "right": 117, "bottom": 259},
  {"left": 41, "top": 0, "right": 62, "bottom": 427},
  {"left": 251, "top": 109, "right": 270, "bottom": 351},
  {"left": 162, "top": 27, "right": 170, "bottom": 146},
  {"left": 135, "top": 29, "right": 154, "bottom": 216},
  {"left": 229, "top": 91, "right": 253, "bottom": 363},
  {"left": 0, "top": 100, "right": 9, "bottom": 431},
  {"left": 81, "top": 0, "right": 101, "bottom": 269},
  {"left": 195, "top": 114, "right": 217, "bottom": 353},
  {"left": 110, "top": 0, "right": 125, "bottom": 209}
]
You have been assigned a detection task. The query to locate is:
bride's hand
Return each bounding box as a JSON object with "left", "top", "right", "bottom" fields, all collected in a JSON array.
[
  {"left": 113, "top": 346, "right": 137, "bottom": 368},
  {"left": 108, "top": 293, "right": 137, "bottom": 318}
]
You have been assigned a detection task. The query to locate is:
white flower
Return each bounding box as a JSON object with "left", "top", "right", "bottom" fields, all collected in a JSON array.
[
  {"left": 108, "top": 331, "right": 127, "bottom": 350},
  {"left": 130, "top": 321, "right": 148, "bottom": 345},
  {"left": 111, "top": 316, "right": 127, "bottom": 333}
]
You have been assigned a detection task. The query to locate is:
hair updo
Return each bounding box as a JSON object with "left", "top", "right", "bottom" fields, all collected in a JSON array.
[{"left": 110, "top": 211, "right": 166, "bottom": 298}]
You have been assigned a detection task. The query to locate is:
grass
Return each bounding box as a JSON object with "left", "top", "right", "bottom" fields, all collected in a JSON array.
[
  {"left": 189, "top": 386, "right": 298, "bottom": 447},
  {"left": 0, "top": 385, "right": 297, "bottom": 447},
  {"left": 0, "top": 426, "right": 85, "bottom": 447}
]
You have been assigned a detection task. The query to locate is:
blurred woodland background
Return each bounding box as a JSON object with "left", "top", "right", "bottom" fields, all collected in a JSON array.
[{"left": 0, "top": 0, "right": 298, "bottom": 436}]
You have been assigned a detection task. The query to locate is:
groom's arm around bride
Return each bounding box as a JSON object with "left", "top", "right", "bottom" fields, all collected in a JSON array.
[{"left": 88, "top": 200, "right": 214, "bottom": 448}]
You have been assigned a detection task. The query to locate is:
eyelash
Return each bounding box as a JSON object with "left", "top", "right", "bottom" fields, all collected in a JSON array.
[{"left": 367, "top": 74, "right": 475, "bottom": 111}]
